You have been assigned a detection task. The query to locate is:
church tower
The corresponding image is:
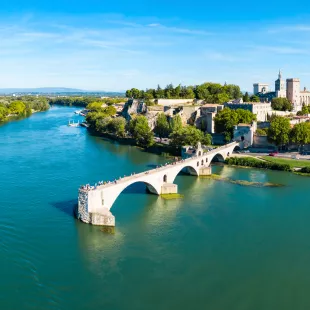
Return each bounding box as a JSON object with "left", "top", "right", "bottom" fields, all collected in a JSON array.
[{"left": 275, "top": 70, "right": 286, "bottom": 98}]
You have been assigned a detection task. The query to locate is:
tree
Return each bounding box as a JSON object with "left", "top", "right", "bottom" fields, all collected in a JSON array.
[
  {"left": 125, "top": 89, "right": 132, "bottom": 98},
  {"left": 214, "top": 107, "right": 256, "bottom": 142},
  {"left": 108, "top": 117, "right": 126, "bottom": 137},
  {"left": 9, "top": 101, "right": 26, "bottom": 115},
  {"left": 236, "top": 109, "right": 257, "bottom": 123},
  {"left": 271, "top": 98, "right": 292, "bottom": 111},
  {"left": 250, "top": 95, "right": 260, "bottom": 102},
  {"left": 170, "top": 126, "right": 207, "bottom": 148},
  {"left": 95, "top": 116, "right": 112, "bottom": 133},
  {"left": 86, "top": 102, "right": 104, "bottom": 111},
  {"left": 290, "top": 122, "right": 310, "bottom": 148},
  {"left": 169, "top": 114, "right": 183, "bottom": 132},
  {"left": 243, "top": 92, "right": 250, "bottom": 102},
  {"left": 155, "top": 85, "right": 165, "bottom": 98},
  {"left": 267, "top": 116, "right": 291, "bottom": 147},
  {"left": 86, "top": 112, "right": 109, "bottom": 128},
  {"left": 256, "top": 128, "right": 268, "bottom": 136},
  {"left": 104, "top": 106, "right": 117, "bottom": 116},
  {"left": 126, "top": 88, "right": 140, "bottom": 99},
  {"left": 297, "top": 104, "right": 309, "bottom": 115},
  {"left": 128, "top": 115, "right": 154, "bottom": 148},
  {"left": 202, "top": 133, "right": 212, "bottom": 145},
  {"left": 154, "top": 113, "right": 170, "bottom": 138},
  {"left": 214, "top": 108, "right": 239, "bottom": 140},
  {"left": 0, "top": 106, "right": 9, "bottom": 121}
]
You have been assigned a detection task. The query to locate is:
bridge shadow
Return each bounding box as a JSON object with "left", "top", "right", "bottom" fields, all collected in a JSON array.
[{"left": 50, "top": 199, "right": 77, "bottom": 217}]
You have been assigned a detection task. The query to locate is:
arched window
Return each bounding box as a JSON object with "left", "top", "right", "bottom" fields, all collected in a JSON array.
[
  {"left": 201, "top": 160, "right": 204, "bottom": 165},
  {"left": 197, "top": 161, "right": 199, "bottom": 167},
  {"left": 198, "top": 151, "right": 202, "bottom": 156},
  {"left": 163, "top": 175, "right": 167, "bottom": 183}
]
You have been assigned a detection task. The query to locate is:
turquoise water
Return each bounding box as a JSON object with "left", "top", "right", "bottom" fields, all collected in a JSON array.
[{"left": 1, "top": 106, "right": 310, "bottom": 309}]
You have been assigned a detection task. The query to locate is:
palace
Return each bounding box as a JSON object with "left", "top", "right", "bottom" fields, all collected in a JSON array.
[{"left": 253, "top": 71, "right": 310, "bottom": 112}]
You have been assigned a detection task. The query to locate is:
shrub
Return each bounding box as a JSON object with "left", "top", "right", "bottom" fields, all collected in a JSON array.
[{"left": 300, "top": 167, "right": 310, "bottom": 174}]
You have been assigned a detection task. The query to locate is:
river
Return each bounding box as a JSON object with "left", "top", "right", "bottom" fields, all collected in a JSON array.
[{"left": 1, "top": 106, "right": 310, "bottom": 310}]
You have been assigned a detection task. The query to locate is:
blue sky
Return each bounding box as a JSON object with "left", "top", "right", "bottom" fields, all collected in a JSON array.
[{"left": 1, "top": 0, "right": 310, "bottom": 91}]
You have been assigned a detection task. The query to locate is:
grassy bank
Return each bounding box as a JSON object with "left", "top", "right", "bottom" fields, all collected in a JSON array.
[
  {"left": 260, "top": 156, "right": 310, "bottom": 169},
  {"left": 225, "top": 156, "right": 291, "bottom": 171}
]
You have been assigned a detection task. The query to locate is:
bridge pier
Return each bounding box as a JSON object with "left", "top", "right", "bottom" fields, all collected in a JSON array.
[
  {"left": 199, "top": 166, "right": 212, "bottom": 176},
  {"left": 161, "top": 183, "right": 178, "bottom": 194}
]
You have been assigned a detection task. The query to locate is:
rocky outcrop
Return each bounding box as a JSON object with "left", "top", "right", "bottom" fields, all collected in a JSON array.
[{"left": 121, "top": 99, "right": 147, "bottom": 121}]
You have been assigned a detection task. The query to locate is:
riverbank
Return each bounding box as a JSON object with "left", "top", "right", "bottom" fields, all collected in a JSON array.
[
  {"left": 87, "top": 127, "right": 179, "bottom": 157},
  {"left": 225, "top": 155, "right": 310, "bottom": 176}
]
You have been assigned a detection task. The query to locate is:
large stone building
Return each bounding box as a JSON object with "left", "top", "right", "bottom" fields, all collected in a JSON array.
[{"left": 254, "top": 71, "right": 310, "bottom": 112}]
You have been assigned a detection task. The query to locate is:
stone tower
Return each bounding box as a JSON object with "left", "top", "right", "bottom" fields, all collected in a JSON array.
[
  {"left": 275, "top": 70, "right": 285, "bottom": 92},
  {"left": 286, "top": 78, "right": 301, "bottom": 111}
]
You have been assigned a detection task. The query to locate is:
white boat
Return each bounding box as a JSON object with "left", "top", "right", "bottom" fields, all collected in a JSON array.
[
  {"left": 74, "top": 110, "right": 82, "bottom": 115},
  {"left": 68, "top": 120, "right": 80, "bottom": 127}
]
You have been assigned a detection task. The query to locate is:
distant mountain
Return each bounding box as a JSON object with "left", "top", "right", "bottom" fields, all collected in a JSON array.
[
  {"left": 0, "top": 87, "right": 125, "bottom": 96},
  {"left": 0, "top": 87, "right": 86, "bottom": 94}
]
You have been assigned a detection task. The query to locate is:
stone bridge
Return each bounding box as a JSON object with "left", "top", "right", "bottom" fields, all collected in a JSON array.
[{"left": 77, "top": 142, "right": 239, "bottom": 227}]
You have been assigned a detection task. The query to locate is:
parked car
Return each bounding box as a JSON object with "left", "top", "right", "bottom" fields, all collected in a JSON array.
[{"left": 269, "top": 151, "right": 279, "bottom": 156}]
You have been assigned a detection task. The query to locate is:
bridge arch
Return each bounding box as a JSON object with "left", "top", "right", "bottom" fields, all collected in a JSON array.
[
  {"left": 101, "top": 180, "right": 162, "bottom": 211},
  {"left": 168, "top": 164, "right": 199, "bottom": 184},
  {"left": 210, "top": 153, "right": 225, "bottom": 162}
]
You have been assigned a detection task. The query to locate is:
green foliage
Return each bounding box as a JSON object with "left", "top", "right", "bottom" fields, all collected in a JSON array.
[
  {"left": 243, "top": 92, "right": 250, "bottom": 102},
  {"left": 154, "top": 113, "right": 170, "bottom": 138},
  {"left": 102, "top": 98, "right": 125, "bottom": 106},
  {"left": 128, "top": 115, "right": 154, "bottom": 148},
  {"left": 86, "top": 106, "right": 117, "bottom": 128},
  {"left": 9, "top": 101, "right": 26, "bottom": 115},
  {"left": 126, "top": 88, "right": 141, "bottom": 99},
  {"left": 95, "top": 116, "right": 113, "bottom": 132},
  {"left": 0, "top": 106, "right": 9, "bottom": 121},
  {"left": 125, "top": 82, "right": 242, "bottom": 102},
  {"left": 169, "top": 126, "right": 211, "bottom": 148},
  {"left": 297, "top": 104, "right": 309, "bottom": 116},
  {"left": 94, "top": 116, "right": 126, "bottom": 137},
  {"left": 271, "top": 98, "right": 292, "bottom": 111},
  {"left": 267, "top": 116, "right": 291, "bottom": 146},
  {"left": 214, "top": 107, "right": 256, "bottom": 141},
  {"left": 108, "top": 117, "right": 126, "bottom": 137},
  {"left": 86, "top": 102, "right": 104, "bottom": 111},
  {"left": 250, "top": 95, "right": 260, "bottom": 102},
  {"left": 256, "top": 128, "right": 268, "bottom": 136},
  {"left": 169, "top": 114, "right": 183, "bottom": 132},
  {"left": 49, "top": 97, "right": 95, "bottom": 107},
  {"left": 300, "top": 166, "right": 310, "bottom": 174},
  {"left": 290, "top": 122, "right": 310, "bottom": 146},
  {"left": 225, "top": 157, "right": 291, "bottom": 171}
]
